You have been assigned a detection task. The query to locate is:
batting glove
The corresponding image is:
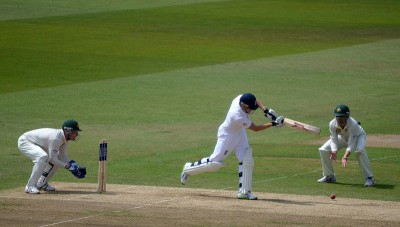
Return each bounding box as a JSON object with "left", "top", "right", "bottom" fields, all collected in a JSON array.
[
  {"left": 264, "top": 108, "right": 277, "bottom": 121},
  {"left": 272, "top": 116, "right": 284, "bottom": 127}
]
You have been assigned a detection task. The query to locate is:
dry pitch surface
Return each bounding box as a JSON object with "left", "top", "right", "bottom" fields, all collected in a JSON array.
[
  {"left": 2, "top": 135, "right": 399, "bottom": 226},
  {"left": 1, "top": 183, "right": 399, "bottom": 227}
]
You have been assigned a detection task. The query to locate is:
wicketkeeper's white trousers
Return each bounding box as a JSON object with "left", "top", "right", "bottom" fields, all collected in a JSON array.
[{"left": 18, "top": 135, "right": 48, "bottom": 187}]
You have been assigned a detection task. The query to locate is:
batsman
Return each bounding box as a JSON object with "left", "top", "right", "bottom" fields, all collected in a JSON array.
[
  {"left": 180, "top": 93, "right": 284, "bottom": 200},
  {"left": 17, "top": 119, "right": 87, "bottom": 194}
]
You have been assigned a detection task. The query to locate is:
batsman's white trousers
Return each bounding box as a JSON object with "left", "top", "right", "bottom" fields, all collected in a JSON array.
[
  {"left": 18, "top": 135, "right": 48, "bottom": 187},
  {"left": 210, "top": 129, "right": 249, "bottom": 163},
  {"left": 319, "top": 134, "right": 373, "bottom": 179}
]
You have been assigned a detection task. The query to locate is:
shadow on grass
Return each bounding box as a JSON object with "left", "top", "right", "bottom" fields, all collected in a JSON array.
[{"left": 334, "top": 182, "right": 395, "bottom": 189}]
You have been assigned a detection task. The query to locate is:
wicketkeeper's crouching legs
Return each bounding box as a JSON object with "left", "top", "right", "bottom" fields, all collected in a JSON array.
[{"left": 37, "top": 162, "right": 59, "bottom": 191}]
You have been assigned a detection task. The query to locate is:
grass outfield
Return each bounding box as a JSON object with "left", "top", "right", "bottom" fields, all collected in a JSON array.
[{"left": 0, "top": 0, "right": 399, "bottom": 202}]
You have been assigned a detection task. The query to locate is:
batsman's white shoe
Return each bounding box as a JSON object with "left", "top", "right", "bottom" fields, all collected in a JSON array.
[
  {"left": 38, "top": 183, "right": 56, "bottom": 191},
  {"left": 237, "top": 191, "right": 258, "bottom": 200},
  {"left": 317, "top": 175, "right": 336, "bottom": 183},
  {"left": 180, "top": 162, "right": 191, "bottom": 185},
  {"left": 25, "top": 185, "right": 40, "bottom": 194},
  {"left": 364, "top": 177, "right": 375, "bottom": 187},
  {"left": 180, "top": 172, "right": 188, "bottom": 185}
]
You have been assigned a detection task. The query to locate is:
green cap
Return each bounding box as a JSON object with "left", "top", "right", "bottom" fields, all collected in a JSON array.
[
  {"left": 333, "top": 104, "right": 350, "bottom": 117},
  {"left": 62, "top": 119, "right": 82, "bottom": 131}
]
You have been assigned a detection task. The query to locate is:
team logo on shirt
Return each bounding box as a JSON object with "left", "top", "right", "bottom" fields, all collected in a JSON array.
[{"left": 243, "top": 123, "right": 248, "bottom": 127}]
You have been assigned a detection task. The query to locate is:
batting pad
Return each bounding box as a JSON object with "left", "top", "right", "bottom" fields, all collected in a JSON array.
[
  {"left": 242, "top": 147, "right": 254, "bottom": 194},
  {"left": 184, "top": 160, "right": 225, "bottom": 176}
]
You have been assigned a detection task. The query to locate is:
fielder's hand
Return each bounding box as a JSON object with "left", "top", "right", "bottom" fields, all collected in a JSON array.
[
  {"left": 264, "top": 108, "right": 277, "bottom": 121},
  {"left": 272, "top": 116, "right": 284, "bottom": 127},
  {"left": 330, "top": 152, "right": 337, "bottom": 161},
  {"left": 342, "top": 157, "right": 347, "bottom": 167}
]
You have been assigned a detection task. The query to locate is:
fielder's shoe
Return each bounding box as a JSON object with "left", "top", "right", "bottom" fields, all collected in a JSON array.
[
  {"left": 25, "top": 185, "right": 40, "bottom": 194},
  {"left": 364, "top": 177, "right": 375, "bottom": 187},
  {"left": 38, "top": 183, "right": 56, "bottom": 191},
  {"left": 237, "top": 191, "right": 258, "bottom": 200},
  {"left": 317, "top": 175, "right": 336, "bottom": 183}
]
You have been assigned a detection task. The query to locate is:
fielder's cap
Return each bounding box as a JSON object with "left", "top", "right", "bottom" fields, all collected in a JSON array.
[
  {"left": 333, "top": 104, "right": 350, "bottom": 117},
  {"left": 240, "top": 93, "right": 259, "bottom": 110},
  {"left": 62, "top": 119, "right": 82, "bottom": 131}
]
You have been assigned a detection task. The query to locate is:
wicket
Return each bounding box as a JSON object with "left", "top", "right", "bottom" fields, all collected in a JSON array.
[{"left": 97, "top": 139, "right": 108, "bottom": 193}]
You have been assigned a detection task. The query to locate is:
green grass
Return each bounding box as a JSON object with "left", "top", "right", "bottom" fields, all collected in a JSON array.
[
  {"left": 1, "top": 0, "right": 399, "bottom": 93},
  {"left": 0, "top": 0, "right": 399, "bottom": 202}
]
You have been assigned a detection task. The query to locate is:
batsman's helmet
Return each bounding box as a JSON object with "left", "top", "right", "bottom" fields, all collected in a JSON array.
[
  {"left": 333, "top": 104, "right": 350, "bottom": 117},
  {"left": 62, "top": 119, "right": 82, "bottom": 131},
  {"left": 240, "top": 93, "right": 258, "bottom": 110}
]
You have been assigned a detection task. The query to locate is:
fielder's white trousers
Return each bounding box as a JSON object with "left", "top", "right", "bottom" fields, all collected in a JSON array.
[
  {"left": 18, "top": 135, "right": 48, "bottom": 187},
  {"left": 319, "top": 134, "right": 373, "bottom": 179}
]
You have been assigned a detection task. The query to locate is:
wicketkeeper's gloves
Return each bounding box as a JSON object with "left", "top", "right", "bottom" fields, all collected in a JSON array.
[{"left": 67, "top": 160, "right": 86, "bottom": 179}]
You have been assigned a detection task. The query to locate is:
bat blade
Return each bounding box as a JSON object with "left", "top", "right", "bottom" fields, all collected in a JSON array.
[{"left": 283, "top": 118, "right": 320, "bottom": 135}]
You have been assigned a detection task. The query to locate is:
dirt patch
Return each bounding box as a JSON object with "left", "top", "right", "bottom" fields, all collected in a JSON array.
[
  {"left": 0, "top": 183, "right": 399, "bottom": 226},
  {"left": 310, "top": 134, "right": 400, "bottom": 148}
]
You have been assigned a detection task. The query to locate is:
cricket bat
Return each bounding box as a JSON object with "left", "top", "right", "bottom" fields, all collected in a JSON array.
[{"left": 283, "top": 118, "right": 320, "bottom": 136}]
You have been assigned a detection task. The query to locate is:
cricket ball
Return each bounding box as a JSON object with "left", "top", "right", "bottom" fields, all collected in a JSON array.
[{"left": 330, "top": 194, "right": 336, "bottom": 200}]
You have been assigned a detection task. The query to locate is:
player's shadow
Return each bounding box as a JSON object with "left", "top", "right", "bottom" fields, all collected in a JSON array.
[
  {"left": 259, "top": 198, "right": 320, "bottom": 206},
  {"left": 44, "top": 190, "right": 117, "bottom": 195},
  {"left": 334, "top": 182, "right": 395, "bottom": 189},
  {"left": 196, "top": 194, "right": 325, "bottom": 206}
]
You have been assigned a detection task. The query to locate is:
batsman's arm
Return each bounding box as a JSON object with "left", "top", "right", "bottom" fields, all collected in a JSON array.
[
  {"left": 255, "top": 99, "right": 267, "bottom": 111},
  {"left": 248, "top": 122, "right": 275, "bottom": 131},
  {"left": 255, "top": 99, "right": 278, "bottom": 122}
]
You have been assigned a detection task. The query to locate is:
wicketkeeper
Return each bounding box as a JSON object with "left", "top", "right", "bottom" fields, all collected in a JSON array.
[
  {"left": 180, "top": 93, "right": 284, "bottom": 200},
  {"left": 18, "top": 119, "right": 87, "bottom": 194}
]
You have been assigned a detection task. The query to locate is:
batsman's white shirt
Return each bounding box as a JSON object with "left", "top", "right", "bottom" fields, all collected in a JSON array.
[
  {"left": 210, "top": 95, "right": 252, "bottom": 163},
  {"left": 18, "top": 128, "right": 69, "bottom": 167}
]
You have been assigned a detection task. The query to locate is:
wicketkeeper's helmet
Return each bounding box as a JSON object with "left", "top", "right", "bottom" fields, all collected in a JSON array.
[{"left": 62, "top": 119, "right": 82, "bottom": 131}]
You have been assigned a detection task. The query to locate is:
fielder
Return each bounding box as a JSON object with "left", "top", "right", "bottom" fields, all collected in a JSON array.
[
  {"left": 318, "top": 104, "right": 374, "bottom": 187},
  {"left": 180, "top": 93, "right": 284, "bottom": 200},
  {"left": 18, "top": 119, "right": 86, "bottom": 194}
]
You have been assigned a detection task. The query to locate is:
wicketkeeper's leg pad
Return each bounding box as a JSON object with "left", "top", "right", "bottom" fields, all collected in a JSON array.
[
  {"left": 184, "top": 157, "right": 225, "bottom": 176},
  {"left": 37, "top": 162, "right": 59, "bottom": 187}
]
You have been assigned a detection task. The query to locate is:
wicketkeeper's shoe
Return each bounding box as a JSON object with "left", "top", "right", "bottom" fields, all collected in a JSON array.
[
  {"left": 25, "top": 185, "right": 40, "bottom": 194},
  {"left": 237, "top": 191, "right": 258, "bottom": 200},
  {"left": 317, "top": 175, "right": 336, "bottom": 183},
  {"left": 364, "top": 177, "right": 375, "bottom": 187},
  {"left": 38, "top": 183, "right": 56, "bottom": 191}
]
